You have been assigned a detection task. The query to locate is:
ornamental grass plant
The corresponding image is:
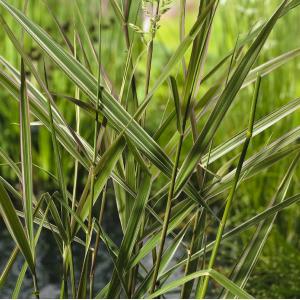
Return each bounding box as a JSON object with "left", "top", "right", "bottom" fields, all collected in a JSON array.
[{"left": 0, "top": 0, "right": 300, "bottom": 298}]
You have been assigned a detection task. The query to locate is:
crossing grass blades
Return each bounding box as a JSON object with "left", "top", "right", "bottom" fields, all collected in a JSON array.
[{"left": 0, "top": 0, "right": 300, "bottom": 298}]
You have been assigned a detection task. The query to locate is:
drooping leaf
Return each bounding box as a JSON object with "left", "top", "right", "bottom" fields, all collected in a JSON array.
[
  {"left": 0, "top": 181, "right": 35, "bottom": 275},
  {"left": 148, "top": 269, "right": 253, "bottom": 299}
]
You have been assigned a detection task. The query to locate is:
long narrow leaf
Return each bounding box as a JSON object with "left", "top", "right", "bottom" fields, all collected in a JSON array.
[
  {"left": 175, "top": 0, "right": 288, "bottom": 194},
  {"left": 0, "top": 181, "right": 35, "bottom": 275}
]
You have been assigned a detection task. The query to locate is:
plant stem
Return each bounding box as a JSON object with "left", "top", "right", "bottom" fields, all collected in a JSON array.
[
  {"left": 123, "top": 0, "right": 138, "bottom": 109},
  {"left": 71, "top": 29, "right": 80, "bottom": 214},
  {"left": 144, "top": 0, "right": 160, "bottom": 97},
  {"left": 142, "top": 1, "right": 160, "bottom": 278},
  {"left": 149, "top": 131, "right": 184, "bottom": 294},
  {"left": 68, "top": 245, "right": 76, "bottom": 298},
  {"left": 89, "top": 0, "right": 102, "bottom": 233},
  {"left": 21, "top": 3, "right": 39, "bottom": 297},
  {"left": 89, "top": 185, "right": 107, "bottom": 298},
  {"left": 179, "top": 0, "right": 187, "bottom": 75},
  {"left": 33, "top": 273, "right": 39, "bottom": 299},
  {"left": 197, "top": 75, "right": 261, "bottom": 298},
  {"left": 86, "top": 0, "right": 102, "bottom": 296},
  {"left": 150, "top": 83, "right": 192, "bottom": 294}
]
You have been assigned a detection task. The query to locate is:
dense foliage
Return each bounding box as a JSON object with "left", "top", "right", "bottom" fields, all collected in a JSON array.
[{"left": 0, "top": 0, "right": 299, "bottom": 298}]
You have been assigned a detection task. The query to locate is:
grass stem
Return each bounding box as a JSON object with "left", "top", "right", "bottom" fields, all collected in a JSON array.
[
  {"left": 197, "top": 75, "right": 261, "bottom": 298},
  {"left": 150, "top": 79, "right": 191, "bottom": 294}
]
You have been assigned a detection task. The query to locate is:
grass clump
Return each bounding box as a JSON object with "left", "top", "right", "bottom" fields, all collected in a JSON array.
[{"left": 0, "top": 0, "right": 299, "bottom": 298}]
